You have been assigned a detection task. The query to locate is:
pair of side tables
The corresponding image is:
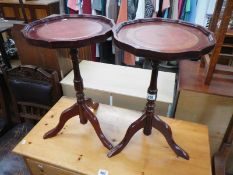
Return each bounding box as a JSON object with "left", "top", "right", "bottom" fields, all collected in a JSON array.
[{"left": 23, "top": 14, "right": 215, "bottom": 160}]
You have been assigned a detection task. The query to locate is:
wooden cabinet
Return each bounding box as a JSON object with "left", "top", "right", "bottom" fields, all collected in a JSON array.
[
  {"left": 0, "top": 0, "right": 59, "bottom": 21},
  {"left": 13, "top": 97, "right": 212, "bottom": 175},
  {"left": 11, "top": 24, "right": 72, "bottom": 80}
]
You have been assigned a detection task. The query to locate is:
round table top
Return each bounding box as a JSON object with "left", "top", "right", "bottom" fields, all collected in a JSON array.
[
  {"left": 113, "top": 18, "right": 216, "bottom": 61},
  {"left": 23, "top": 15, "right": 114, "bottom": 48}
]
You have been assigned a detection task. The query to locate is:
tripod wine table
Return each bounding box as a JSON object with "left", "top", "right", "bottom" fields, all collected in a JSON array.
[
  {"left": 108, "top": 18, "right": 216, "bottom": 159},
  {"left": 22, "top": 15, "right": 114, "bottom": 150}
]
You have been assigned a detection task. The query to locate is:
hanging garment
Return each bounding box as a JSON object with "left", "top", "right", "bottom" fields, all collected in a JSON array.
[
  {"left": 155, "top": 0, "right": 160, "bottom": 12},
  {"left": 117, "top": 0, "right": 128, "bottom": 23},
  {"left": 60, "top": 0, "right": 65, "bottom": 14},
  {"left": 178, "top": 0, "right": 186, "bottom": 18},
  {"left": 157, "top": 0, "right": 163, "bottom": 17},
  {"left": 142, "top": 0, "right": 154, "bottom": 69},
  {"left": 207, "top": 0, "right": 217, "bottom": 15},
  {"left": 97, "top": 0, "right": 113, "bottom": 63},
  {"left": 180, "top": 0, "right": 187, "bottom": 20},
  {"left": 68, "top": 0, "right": 83, "bottom": 14},
  {"left": 99, "top": 40, "right": 115, "bottom": 64},
  {"left": 163, "top": 8, "right": 169, "bottom": 18},
  {"left": 69, "top": 9, "right": 78, "bottom": 14},
  {"left": 162, "top": 0, "right": 170, "bottom": 11},
  {"left": 188, "top": 0, "right": 197, "bottom": 23},
  {"left": 83, "top": 0, "right": 91, "bottom": 14},
  {"left": 135, "top": 0, "right": 145, "bottom": 64},
  {"left": 91, "top": 0, "right": 100, "bottom": 59},
  {"left": 195, "top": 0, "right": 209, "bottom": 26},
  {"left": 101, "top": 0, "right": 106, "bottom": 16},
  {"left": 78, "top": 0, "right": 83, "bottom": 14},
  {"left": 171, "top": 0, "right": 179, "bottom": 19},
  {"left": 145, "top": 0, "right": 155, "bottom": 18},
  {"left": 151, "top": 0, "right": 156, "bottom": 10},
  {"left": 115, "top": 0, "right": 128, "bottom": 64},
  {"left": 184, "top": 0, "right": 191, "bottom": 21},
  {"left": 115, "top": 0, "right": 135, "bottom": 66},
  {"left": 67, "top": 0, "right": 78, "bottom": 11},
  {"left": 150, "top": 0, "right": 158, "bottom": 17},
  {"left": 92, "top": 0, "right": 102, "bottom": 11},
  {"left": 161, "top": 0, "right": 170, "bottom": 18},
  {"left": 123, "top": 52, "right": 135, "bottom": 65},
  {"left": 135, "top": 0, "right": 145, "bottom": 18},
  {"left": 68, "top": 0, "right": 92, "bottom": 61},
  {"left": 167, "top": 0, "right": 173, "bottom": 18},
  {"left": 128, "top": 0, "right": 139, "bottom": 20},
  {"left": 83, "top": 0, "right": 96, "bottom": 61},
  {"left": 106, "top": 0, "right": 118, "bottom": 21}
]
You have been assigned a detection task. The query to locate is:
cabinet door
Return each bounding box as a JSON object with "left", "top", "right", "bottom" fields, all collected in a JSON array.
[
  {"left": 2, "top": 6, "right": 16, "bottom": 19},
  {"left": 35, "top": 8, "right": 48, "bottom": 19},
  {"left": 18, "top": 7, "right": 32, "bottom": 21}
]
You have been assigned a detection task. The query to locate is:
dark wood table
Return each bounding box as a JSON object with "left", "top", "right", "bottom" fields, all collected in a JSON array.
[
  {"left": 108, "top": 18, "right": 216, "bottom": 159},
  {"left": 22, "top": 15, "right": 114, "bottom": 150}
]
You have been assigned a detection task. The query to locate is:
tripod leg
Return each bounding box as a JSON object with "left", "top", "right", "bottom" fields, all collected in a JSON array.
[
  {"left": 43, "top": 103, "right": 79, "bottom": 139},
  {"left": 152, "top": 115, "right": 189, "bottom": 160},
  {"left": 107, "top": 114, "right": 146, "bottom": 157},
  {"left": 83, "top": 105, "right": 113, "bottom": 150},
  {"left": 85, "top": 98, "right": 99, "bottom": 110}
]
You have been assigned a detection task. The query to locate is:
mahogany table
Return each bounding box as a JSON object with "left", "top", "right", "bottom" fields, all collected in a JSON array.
[
  {"left": 22, "top": 15, "right": 114, "bottom": 150},
  {"left": 109, "top": 18, "right": 216, "bottom": 159}
]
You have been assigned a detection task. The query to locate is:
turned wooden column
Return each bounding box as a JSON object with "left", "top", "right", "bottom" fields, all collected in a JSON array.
[
  {"left": 143, "top": 60, "right": 159, "bottom": 135},
  {"left": 70, "top": 48, "right": 87, "bottom": 124}
]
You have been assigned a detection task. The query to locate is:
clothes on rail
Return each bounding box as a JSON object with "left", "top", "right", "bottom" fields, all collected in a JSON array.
[
  {"left": 59, "top": 0, "right": 216, "bottom": 66},
  {"left": 165, "top": 0, "right": 215, "bottom": 25},
  {"left": 106, "top": 0, "right": 118, "bottom": 21},
  {"left": 62, "top": 0, "right": 216, "bottom": 26},
  {"left": 91, "top": 0, "right": 118, "bottom": 21}
]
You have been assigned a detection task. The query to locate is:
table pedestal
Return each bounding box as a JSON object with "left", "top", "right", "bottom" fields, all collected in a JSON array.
[
  {"left": 43, "top": 48, "right": 113, "bottom": 150},
  {"left": 108, "top": 60, "right": 189, "bottom": 160}
]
